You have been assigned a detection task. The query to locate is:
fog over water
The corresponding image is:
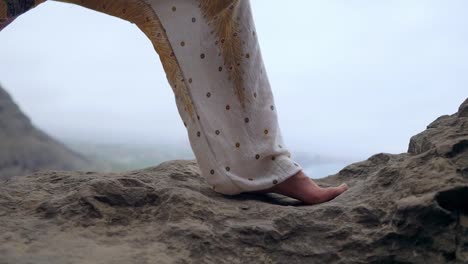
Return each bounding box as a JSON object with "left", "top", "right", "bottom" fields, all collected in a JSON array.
[{"left": 1, "top": 0, "right": 467, "bottom": 177}]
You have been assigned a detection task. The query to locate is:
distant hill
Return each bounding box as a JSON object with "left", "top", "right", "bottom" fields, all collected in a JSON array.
[
  {"left": 62, "top": 139, "right": 195, "bottom": 172},
  {"left": 0, "top": 84, "right": 95, "bottom": 180}
]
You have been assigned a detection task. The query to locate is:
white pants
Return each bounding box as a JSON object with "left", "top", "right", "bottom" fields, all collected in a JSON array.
[{"left": 1, "top": 0, "right": 304, "bottom": 195}]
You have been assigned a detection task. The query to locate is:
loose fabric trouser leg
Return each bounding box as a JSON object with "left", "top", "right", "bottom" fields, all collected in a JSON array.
[{"left": 1, "top": 0, "right": 304, "bottom": 195}]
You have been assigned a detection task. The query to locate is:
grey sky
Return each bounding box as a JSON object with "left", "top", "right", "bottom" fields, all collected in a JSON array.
[{"left": 0, "top": 0, "right": 467, "bottom": 163}]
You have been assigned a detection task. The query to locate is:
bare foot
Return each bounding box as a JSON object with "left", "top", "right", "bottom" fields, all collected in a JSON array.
[{"left": 245, "top": 170, "right": 349, "bottom": 205}]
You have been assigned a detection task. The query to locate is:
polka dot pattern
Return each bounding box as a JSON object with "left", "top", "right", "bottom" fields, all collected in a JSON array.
[{"left": 111, "top": 0, "right": 305, "bottom": 195}]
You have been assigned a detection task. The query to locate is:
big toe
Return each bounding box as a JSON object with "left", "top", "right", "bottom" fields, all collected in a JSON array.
[
  {"left": 325, "top": 184, "right": 348, "bottom": 199},
  {"left": 339, "top": 183, "right": 349, "bottom": 191}
]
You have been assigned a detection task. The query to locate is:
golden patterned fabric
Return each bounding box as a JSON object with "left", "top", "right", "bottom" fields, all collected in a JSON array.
[
  {"left": 56, "top": 0, "right": 197, "bottom": 121},
  {"left": 1, "top": 0, "right": 304, "bottom": 195},
  {"left": 0, "top": 0, "right": 45, "bottom": 29},
  {"left": 0, "top": 0, "right": 247, "bottom": 118},
  {"left": 198, "top": 0, "right": 249, "bottom": 110}
]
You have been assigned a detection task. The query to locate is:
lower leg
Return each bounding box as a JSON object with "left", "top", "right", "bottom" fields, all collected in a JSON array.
[
  {"left": 148, "top": 0, "right": 349, "bottom": 204},
  {"left": 59, "top": 0, "right": 350, "bottom": 204}
]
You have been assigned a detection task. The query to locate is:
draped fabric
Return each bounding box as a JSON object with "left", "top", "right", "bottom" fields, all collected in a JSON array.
[{"left": 0, "top": 0, "right": 304, "bottom": 195}]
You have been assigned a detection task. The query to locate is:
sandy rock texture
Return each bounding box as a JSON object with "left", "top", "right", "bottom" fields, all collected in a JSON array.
[
  {"left": 0, "top": 85, "right": 95, "bottom": 180},
  {"left": 0, "top": 98, "right": 467, "bottom": 264}
]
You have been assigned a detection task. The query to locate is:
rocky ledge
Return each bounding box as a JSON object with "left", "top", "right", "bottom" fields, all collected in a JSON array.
[{"left": 0, "top": 99, "right": 467, "bottom": 264}]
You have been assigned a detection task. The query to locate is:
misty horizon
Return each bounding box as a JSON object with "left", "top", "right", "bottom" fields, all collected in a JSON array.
[{"left": 1, "top": 0, "right": 467, "bottom": 177}]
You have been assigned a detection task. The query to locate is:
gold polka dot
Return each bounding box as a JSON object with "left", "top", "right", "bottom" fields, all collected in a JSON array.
[
  {"left": 273, "top": 179, "right": 278, "bottom": 184},
  {"left": 218, "top": 66, "right": 223, "bottom": 71},
  {"left": 188, "top": 78, "right": 192, "bottom": 83},
  {"left": 206, "top": 92, "right": 211, "bottom": 98},
  {"left": 248, "top": 178, "right": 254, "bottom": 181},
  {"left": 253, "top": 31, "right": 256, "bottom": 36},
  {"left": 200, "top": 53, "right": 205, "bottom": 59},
  {"left": 235, "top": 142, "right": 240, "bottom": 148},
  {"left": 244, "top": 117, "right": 249, "bottom": 123},
  {"left": 225, "top": 167, "right": 230, "bottom": 171},
  {"left": 197, "top": 115, "right": 200, "bottom": 120},
  {"left": 255, "top": 154, "right": 260, "bottom": 159},
  {"left": 180, "top": 41, "right": 185, "bottom": 46},
  {"left": 197, "top": 131, "right": 201, "bottom": 137},
  {"left": 294, "top": 163, "right": 299, "bottom": 167},
  {"left": 288, "top": 154, "right": 291, "bottom": 158},
  {"left": 215, "top": 130, "right": 220, "bottom": 135},
  {"left": 253, "top": 92, "right": 257, "bottom": 98},
  {"left": 264, "top": 129, "right": 269, "bottom": 135},
  {"left": 226, "top": 105, "right": 230, "bottom": 110},
  {"left": 172, "top": 6, "right": 176, "bottom": 11},
  {"left": 278, "top": 144, "right": 283, "bottom": 148},
  {"left": 210, "top": 169, "right": 215, "bottom": 175},
  {"left": 192, "top": 17, "right": 196, "bottom": 22},
  {"left": 245, "top": 53, "right": 250, "bottom": 59},
  {"left": 270, "top": 105, "right": 274, "bottom": 110},
  {"left": 271, "top": 156, "right": 276, "bottom": 160}
]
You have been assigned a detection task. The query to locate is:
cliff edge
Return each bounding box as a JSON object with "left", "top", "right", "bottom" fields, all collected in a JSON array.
[{"left": 0, "top": 99, "right": 467, "bottom": 264}]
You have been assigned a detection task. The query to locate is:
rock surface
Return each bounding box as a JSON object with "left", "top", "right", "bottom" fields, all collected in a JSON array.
[
  {"left": 0, "top": 85, "right": 94, "bottom": 180},
  {"left": 0, "top": 98, "right": 467, "bottom": 264}
]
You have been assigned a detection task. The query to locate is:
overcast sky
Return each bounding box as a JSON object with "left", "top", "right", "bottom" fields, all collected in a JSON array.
[{"left": 0, "top": 0, "right": 467, "bottom": 163}]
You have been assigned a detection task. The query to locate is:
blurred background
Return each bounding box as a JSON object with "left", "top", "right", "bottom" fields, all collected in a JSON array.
[{"left": 0, "top": 0, "right": 467, "bottom": 179}]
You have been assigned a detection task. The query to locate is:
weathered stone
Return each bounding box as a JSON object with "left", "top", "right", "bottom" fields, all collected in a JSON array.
[{"left": 0, "top": 98, "right": 467, "bottom": 263}]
